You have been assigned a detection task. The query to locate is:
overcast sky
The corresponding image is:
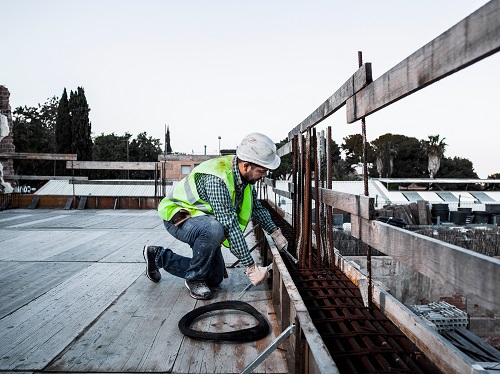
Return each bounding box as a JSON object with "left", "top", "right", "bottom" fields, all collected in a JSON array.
[{"left": 3, "top": 0, "right": 498, "bottom": 178}]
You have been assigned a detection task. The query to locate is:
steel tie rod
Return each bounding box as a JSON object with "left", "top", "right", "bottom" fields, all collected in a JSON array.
[{"left": 240, "top": 323, "right": 296, "bottom": 374}]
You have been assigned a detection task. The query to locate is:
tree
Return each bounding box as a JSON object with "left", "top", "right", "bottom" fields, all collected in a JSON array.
[
  {"left": 128, "top": 132, "right": 162, "bottom": 179},
  {"left": 69, "top": 87, "right": 93, "bottom": 161},
  {"left": 55, "top": 88, "right": 71, "bottom": 175},
  {"left": 272, "top": 138, "right": 293, "bottom": 180},
  {"left": 165, "top": 126, "right": 172, "bottom": 155},
  {"left": 55, "top": 88, "right": 71, "bottom": 154},
  {"left": 370, "top": 134, "right": 426, "bottom": 178},
  {"left": 424, "top": 135, "right": 447, "bottom": 178},
  {"left": 12, "top": 97, "right": 59, "bottom": 178},
  {"left": 437, "top": 157, "right": 478, "bottom": 178},
  {"left": 92, "top": 132, "right": 130, "bottom": 179},
  {"left": 342, "top": 134, "right": 365, "bottom": 172},
  {"left": 92, "top": 131, "right": 162, "bottom": 179},
  {"left": 372, "top": 141, "right": 397, "bottom": 178}
]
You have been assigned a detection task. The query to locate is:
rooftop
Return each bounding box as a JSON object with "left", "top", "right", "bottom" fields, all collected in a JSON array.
[{"left": 0, "top": 209, "right": 287, "bottom": 373}]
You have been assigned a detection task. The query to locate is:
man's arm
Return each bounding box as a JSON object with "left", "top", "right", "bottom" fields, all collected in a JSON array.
[{"left": 250, "top": 187, "right": 277, "bottom": 233}]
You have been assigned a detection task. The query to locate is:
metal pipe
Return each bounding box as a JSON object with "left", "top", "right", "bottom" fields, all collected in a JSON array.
[{"left": 240, "top": 324, "right": 296, "bottom": 374}]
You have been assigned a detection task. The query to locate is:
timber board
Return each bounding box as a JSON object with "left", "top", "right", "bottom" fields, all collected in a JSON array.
[{"left": 0, "top": 209, "right": 287, "bottom": 373}]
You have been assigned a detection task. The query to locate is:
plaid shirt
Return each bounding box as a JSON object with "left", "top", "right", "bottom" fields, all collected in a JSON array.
[{"left": 194, "top": 158, "right": 277, "bottom": 266}]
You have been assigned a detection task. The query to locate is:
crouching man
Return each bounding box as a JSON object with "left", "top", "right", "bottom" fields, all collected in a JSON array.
[{"left": 143, "top": 133, "right": 288, "bottom": 300}]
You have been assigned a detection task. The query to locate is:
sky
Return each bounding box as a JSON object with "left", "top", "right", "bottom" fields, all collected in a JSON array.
[{"left": 2, "top": 0, "right": 498, "bottom": 178}]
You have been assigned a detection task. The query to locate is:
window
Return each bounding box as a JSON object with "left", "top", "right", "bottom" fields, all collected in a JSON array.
[{"left": 181, "top": 165, "right": 191, "bottom": 174}]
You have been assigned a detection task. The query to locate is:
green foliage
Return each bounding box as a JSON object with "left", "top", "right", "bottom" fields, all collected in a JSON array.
[
  {"left": 12, "top": 97, "right": 59, "bottom": 177},
  {"left": 55, "top": 88, "right": 71, "bottom": 154},
  {"left": 436, "top": 157, "right": 478, "bottom": 178},
  {"left": 341, "top": 134, "right": 365, "bottom": 170},
  {"left": 92, "top": 132, "right": 131, "bottom": 179},
  {"left": 272, "top": 138, "right": 293, "bottom": 180},
  {"left": 165, "top": 126, "right": 172, "bottom": 154},
  {"left": 128, "top": 132, "right": 162, "bottom": 179},
  {"left": 370, "top": 134, "right": 426, "bottom": 178},
  {"left": 92, "top": 131, "right": 162, "bottom": 179},
  {"left": 69, "top": 87, "right": 92, "bottom": 161}
]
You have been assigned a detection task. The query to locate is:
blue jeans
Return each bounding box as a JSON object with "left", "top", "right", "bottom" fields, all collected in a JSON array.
[{"left": 156, "top": 215, "right": 226, "bottom": 287}]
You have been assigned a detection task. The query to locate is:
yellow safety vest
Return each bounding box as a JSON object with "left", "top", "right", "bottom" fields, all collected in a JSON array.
[{"left": 158, "top": 155, "right": 253, "bottom": 247}]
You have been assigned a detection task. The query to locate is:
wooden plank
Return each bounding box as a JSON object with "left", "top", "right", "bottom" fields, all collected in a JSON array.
[
  {"left": 64, "top": 197, "right": 73, "bottom": 209},
  {"left": 0, "top": 261, "right": 90, "bottom": 319},
  {"left": 28, "top": 197, "right": 39, "bottom": 209},
  {"left": 288, "top": 63, "right": 372, "bottom": 139},
  {"left": 48, "top": 276, "right": 194, "bottom": 373},
  {"left": 332, "top": 251, "right": 479, "bottom": 373},
  {"left": 4, "top": 175, "right": 88, "bottom": 180},
  {"left": 346, "top": 0, "right": 500, "bottom": 122},
  {"left": 268, "top": 242, "right": 339, "bottom": 374},
  {"left": 357, "top": 220, "right": 500, "bottom": 313},
  {"left": 66, "top": 160, "right": 157, "bottom": 170},
  {"left": 172, "top": 270, "right": 288, "bottom": 373},
  {"left": 71, "top": 179, "right": 167, "bottom": 185},
  {"left": 372, "top": 286, "right": 482, "bottom": 374},
  {"left": 0, "top": 152, "right": 77, "bottom": 160},
  {"left": 273, "top": 188, "right": 293, "bottom": 199},
  {"left": 277, "top": 140, "right": 292, "bottom": 157},
  {"left": 0, "top": 263, "right": 143, "bottom": 370},
  {"left": 0, "top": 196, "right": 11, "bottom": 210},
  {"left": 77, "top": 196, "right": 87, "bottom": 210},
  {"left": 317, "top": 187, "right": 374, "bottom": 220},
  {"left": 0, "top": 228, "right": 109, "bottom": 261}
]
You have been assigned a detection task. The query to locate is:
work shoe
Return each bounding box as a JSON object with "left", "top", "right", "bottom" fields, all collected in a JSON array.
[
  {"left": 143, "top": 245, "right": 162, "bottom": 282},
  {"left": 185, "top": 279, "right": 212, "bottom": 300}
]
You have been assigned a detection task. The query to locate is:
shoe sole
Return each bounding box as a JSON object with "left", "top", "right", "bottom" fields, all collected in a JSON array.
[
  {"left": 143, "top": 245, "right": 160, "bottom": 283},
  {"left": 184, "top": 280, "right": 212, "bottom": 300}
]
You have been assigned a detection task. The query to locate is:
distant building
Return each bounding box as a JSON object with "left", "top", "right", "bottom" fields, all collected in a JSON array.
[{"left": 158, "top": 153, "right": 234, "bottom": 180}]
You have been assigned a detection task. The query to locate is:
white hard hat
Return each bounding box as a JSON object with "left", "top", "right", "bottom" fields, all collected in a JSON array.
[{"left": 236, "top": 133, "right": 281, "bottom": 170}]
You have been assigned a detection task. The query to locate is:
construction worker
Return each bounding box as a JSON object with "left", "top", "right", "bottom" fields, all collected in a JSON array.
[{"left": 143, "top": 133, "right": 288, "bottom": 300}]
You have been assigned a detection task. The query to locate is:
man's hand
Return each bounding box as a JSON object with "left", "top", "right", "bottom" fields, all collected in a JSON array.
[
  {"left": 271, "top": 228, "right": 288, "bottom": 251},
  {"left": 246, "top": 264, "right": 269, "bottom": 286}
]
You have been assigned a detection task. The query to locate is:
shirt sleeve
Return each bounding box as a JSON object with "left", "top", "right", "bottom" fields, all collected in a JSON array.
[
  {"left": 200, "top": 174, "right": 255, "bottom": 267},
  {"left": 251, "top": 187, "right": 278, "bottom": 233}
]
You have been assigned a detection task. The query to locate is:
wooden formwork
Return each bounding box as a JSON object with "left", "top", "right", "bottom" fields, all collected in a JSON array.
[{"left": 256, "top": 226, "right": 339, "bottom": 374}]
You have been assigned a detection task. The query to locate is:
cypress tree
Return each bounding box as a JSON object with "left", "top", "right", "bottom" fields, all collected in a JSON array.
[
  {"left": 55, "top": 88, "right": 71, "bottom": 154},
  {"left": 69, "top": 87, "right": 92, "bottom": 161},
  {"left": 166, "top": 125, "right": 172, "bottom": 154}
]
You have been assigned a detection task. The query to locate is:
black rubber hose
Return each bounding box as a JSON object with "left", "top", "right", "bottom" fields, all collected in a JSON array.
[{"left": 178, "top": 300, "right": 270, "bottom": 342}]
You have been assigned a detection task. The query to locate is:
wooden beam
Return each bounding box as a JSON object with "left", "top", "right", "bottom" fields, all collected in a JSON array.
[
  {"left": 273, "top": 188, "right": 292, "bottom": 199},
  {"left": 333, "top": 251, "right": 479, "bottom": 374},
  {"left": 372, "top": 286, "right": 482, "bottom": 374},
  {"left": 70, "top": 180, "right": 169, "bottom": 185},
  {"left": 355, "top": 220, "right": 500, "bottom": 313},
  {"left": 346, "top": 0, "right": 500, "bottom": 123},
  {"left": 66, "top": 161, "right": 157, "bottom": 170},
  {"left": 377, "top": 178, "right": 500, "bottom": 184},
  {"left": 4, "top": 175, "right": 88, "bottom": 181},
  {"left": 288, "top": 63, "right": 372, "bottom": 139},
  {"left": 317, "top": 187, "right": 374, "bottom": 220},
  {"left": 0, "top": 152, "right": 77, "bottom": 160},
  {"left": 277, "top": 140, "right": 292, "bottom": 157}
]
